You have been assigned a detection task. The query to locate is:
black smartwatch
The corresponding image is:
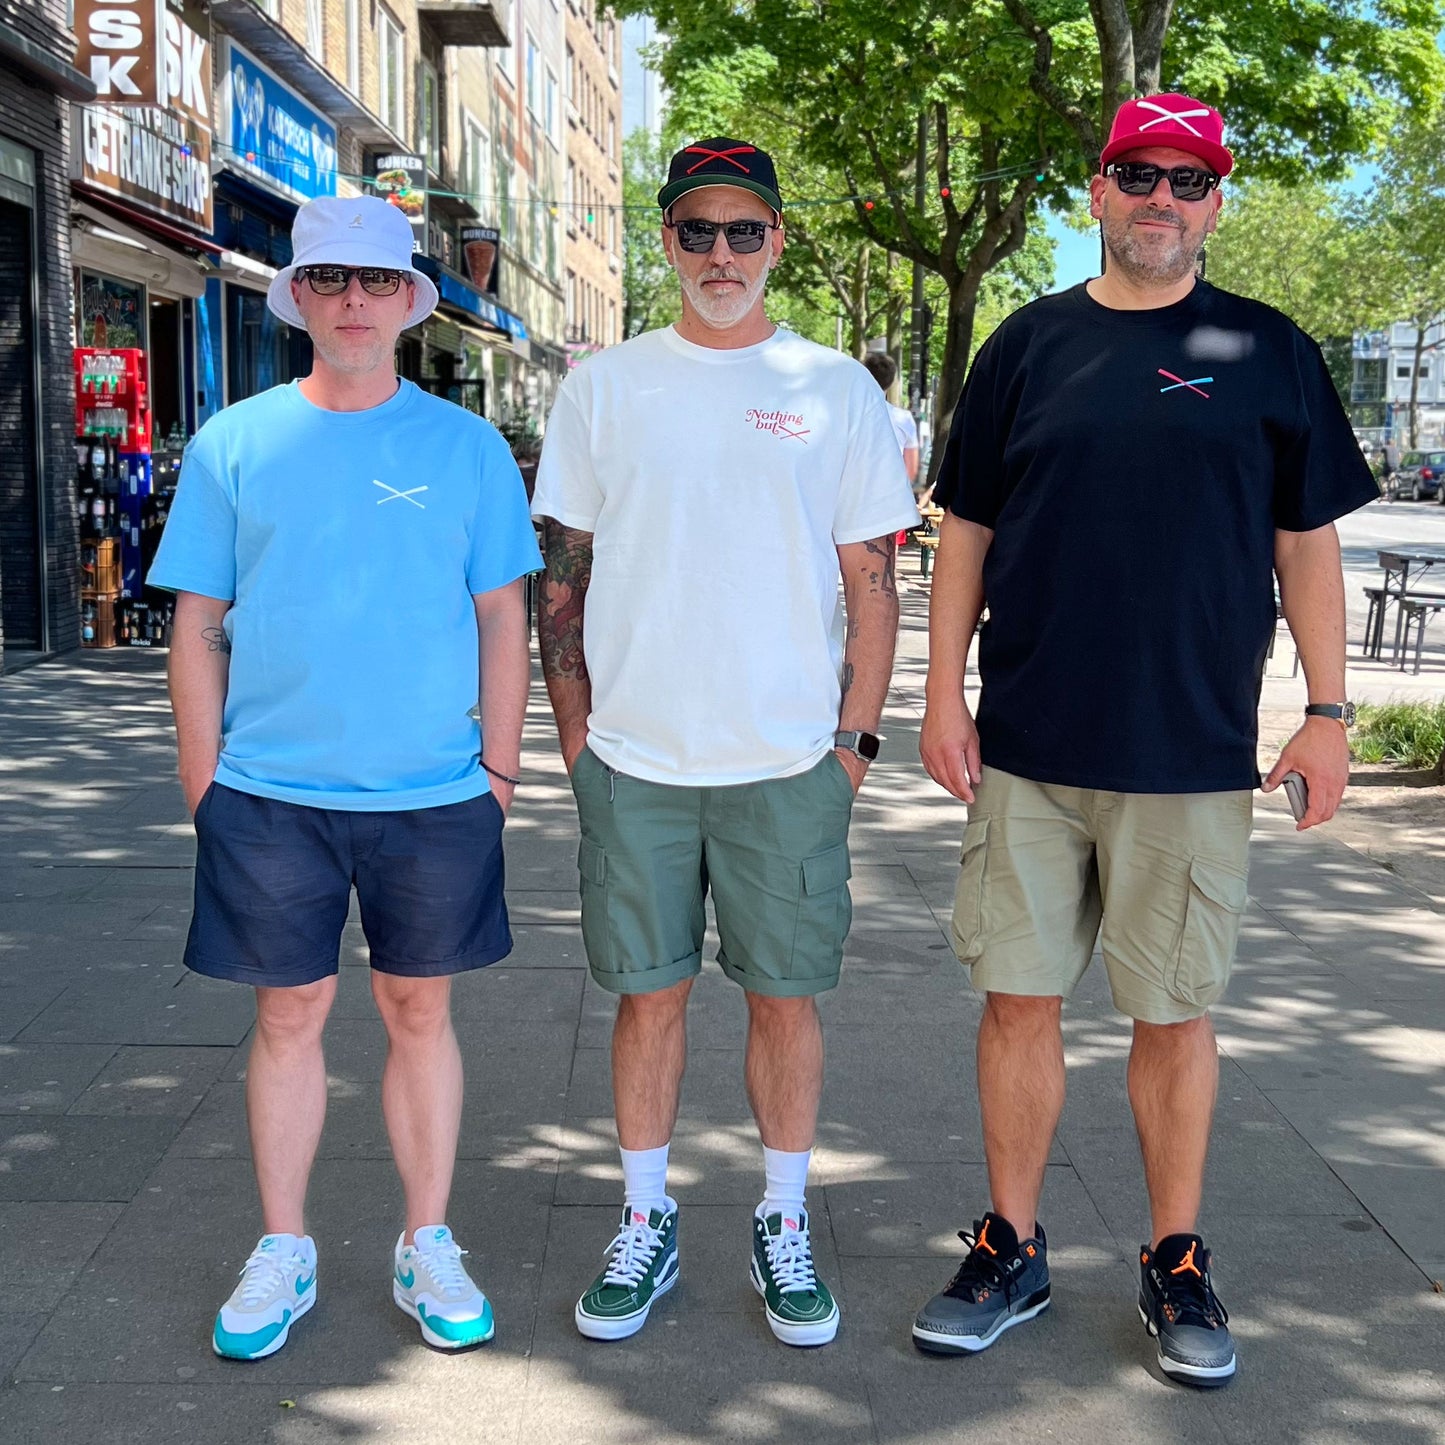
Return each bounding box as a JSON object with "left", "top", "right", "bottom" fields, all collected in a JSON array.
[
  {"left": 1304, "top": 702, "right": 1356, "bottom": 726},
  {"left": 834, "top": 730, "right": 881, "bottom": 762}
]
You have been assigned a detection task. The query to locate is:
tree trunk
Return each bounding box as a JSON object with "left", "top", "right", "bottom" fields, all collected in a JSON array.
[
  {"left": 1409, "top": 322, "right": 1425, "bottom": 449},
  {"left": 924, "top": 272, "right": 983, "bottom": 482}
]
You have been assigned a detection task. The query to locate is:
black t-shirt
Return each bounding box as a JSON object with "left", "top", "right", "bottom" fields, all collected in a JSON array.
[{"left": 933, "top": 280, "right": 1377, "bottom": 793}]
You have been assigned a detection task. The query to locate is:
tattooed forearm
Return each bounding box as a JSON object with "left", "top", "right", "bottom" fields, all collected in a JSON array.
[
  {"left": 201, "top": 627, "right": 231, "bottom": 655},
  {"left": 841, "top": 661, "right": 855, "bottom": 702},
  {"left": 538, "top": 517, "right": 593, "bottom": 682},
  {"left": 861, "top": 535, "right": 897, "bottom": 598}
]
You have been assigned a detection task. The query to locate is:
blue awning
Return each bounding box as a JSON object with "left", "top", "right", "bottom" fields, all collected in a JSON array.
[{"left": 414, "top": 256, "right": 528, "bottom": 341}]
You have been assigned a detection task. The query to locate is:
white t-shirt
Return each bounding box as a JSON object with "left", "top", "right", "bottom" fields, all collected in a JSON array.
[
  {"left": 532, "top": 325, "right": 920, "bottom": 785},
  {"left": 887, "top": 401, "right": 920, "bottom": 456}
]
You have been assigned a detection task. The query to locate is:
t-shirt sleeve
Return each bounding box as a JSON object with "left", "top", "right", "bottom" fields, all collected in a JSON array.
[
  {"left": 145, "top": 438, "right": 237, "bottom": 599},
  {"left": 833, "top": 386, "right": 922, "bottom": 544},
  {"left": 933, "top": 329, "right": 1006, "bottom": 526},
  {"left": 531, "top": 385, "right": 602, "bottom": 531},
  {"left": 468, "top": 426, "right": 544, "bottom": 595},
  {"left": 1273, "top": 329, "right": 1380, "bottom": 532}
]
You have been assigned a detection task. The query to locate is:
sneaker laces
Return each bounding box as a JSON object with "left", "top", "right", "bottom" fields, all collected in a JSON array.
[
  {"left": 600, "top": 1216, "right": 664, "bottom": 1289},
  {"left": 942, "top": 1227, "right": 1010, "bottom": 1303},
  {"left": 236, "top": 1243, "right": 301, "bottom": 1307},
  {"left": 764, "top": 1220, "right": 819, "bottom": 1296},
  {"left": 411, "top": 1237, "right": 474, "bottom": 1300},
  {"left": 1158, "top": 1267, "right": 1230, "bottom": 1331}
]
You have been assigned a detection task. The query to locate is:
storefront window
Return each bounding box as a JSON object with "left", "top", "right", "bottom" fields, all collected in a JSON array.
[
  {"left": 225, "top": 285, "right": 312, "bottom": 403},
  {"left": 80, "top": 273, "right": 145, "bottom": 349}
]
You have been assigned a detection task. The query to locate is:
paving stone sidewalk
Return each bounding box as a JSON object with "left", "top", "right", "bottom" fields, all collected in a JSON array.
[{"left": 1, "top": 587, "right": 1442, "bottom": 1444}]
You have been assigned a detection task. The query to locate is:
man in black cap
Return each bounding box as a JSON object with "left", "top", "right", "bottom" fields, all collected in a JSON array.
[{"left": 532, "top": 138, "right": 919, "bottom": 1347}]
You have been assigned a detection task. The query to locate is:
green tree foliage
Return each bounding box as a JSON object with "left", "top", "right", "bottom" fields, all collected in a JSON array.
[
  {"left": 618, "top": 0, "right": 1444, "bottom": 471},
  {"left": 622, "top": 127, "right": 682, "bottom": 339}
]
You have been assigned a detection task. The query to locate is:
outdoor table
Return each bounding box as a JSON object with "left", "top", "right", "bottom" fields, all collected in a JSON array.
[{"left": 1368, "top": 549, "right": 1445, "bottom": 660}]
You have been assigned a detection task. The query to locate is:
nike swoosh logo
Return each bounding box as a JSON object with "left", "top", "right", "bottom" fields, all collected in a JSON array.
[
  {"left": 397, "top": 1267, "right": 415, "bottom": 1289},
  {"left": 295, "top": 1273, "right": 315, "bottom": 1296}
]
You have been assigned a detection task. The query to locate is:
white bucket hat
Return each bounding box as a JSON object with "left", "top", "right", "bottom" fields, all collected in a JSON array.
[{"left": 266, "top": 195, "right": 439, "bottom": 330}]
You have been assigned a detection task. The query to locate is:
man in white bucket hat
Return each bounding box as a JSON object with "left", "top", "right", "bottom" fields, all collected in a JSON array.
[{"left": 149, "top": 194, "right": 542, "bottom": 1358}]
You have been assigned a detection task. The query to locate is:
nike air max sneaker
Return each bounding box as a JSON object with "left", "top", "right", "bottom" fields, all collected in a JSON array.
[
  {"left": 212, "top": 1232, "right": 317, "bottom": 1360},
  {"left": 393, "top": 1224, "right": 495, "bottom": 1350}
]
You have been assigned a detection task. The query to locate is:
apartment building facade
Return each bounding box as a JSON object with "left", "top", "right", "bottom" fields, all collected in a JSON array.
[{"left": 563, "top": 0, "right": 622, "bottom": 365}]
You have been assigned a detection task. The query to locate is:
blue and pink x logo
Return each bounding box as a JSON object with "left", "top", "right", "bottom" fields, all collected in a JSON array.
[{"left": 1158, "top": 368, "right": 1212, "bottom": 398}]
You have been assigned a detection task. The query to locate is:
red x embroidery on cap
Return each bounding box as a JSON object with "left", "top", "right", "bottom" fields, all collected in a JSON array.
[{"left": 684, "top": 145, "right": 757, "bottom": 175}]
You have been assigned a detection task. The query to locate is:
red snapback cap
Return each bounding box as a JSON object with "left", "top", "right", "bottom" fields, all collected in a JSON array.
[{"left": 1099, "top": 94, "right": 1234, "bottom": 178}]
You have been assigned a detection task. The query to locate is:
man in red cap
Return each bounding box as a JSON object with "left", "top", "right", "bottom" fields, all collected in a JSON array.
[{"left": 912, "top": 95, "right": 1376, "bottom": 1384}]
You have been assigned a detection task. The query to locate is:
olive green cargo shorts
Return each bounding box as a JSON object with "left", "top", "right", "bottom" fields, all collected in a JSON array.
[
  {"left": 952, "top": 768, "right": 1252, "bottom": 1024},
  {"left": 571, "top": 747, "right": 855, "bottom": 998}
]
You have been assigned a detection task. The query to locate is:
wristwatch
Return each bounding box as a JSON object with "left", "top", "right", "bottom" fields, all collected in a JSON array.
[
  {"left": 835, "top": 730, "right": 881, "bottom": 762},
  {"left": 1304, "top": 702, "right": 1356, "bottom": 726}
]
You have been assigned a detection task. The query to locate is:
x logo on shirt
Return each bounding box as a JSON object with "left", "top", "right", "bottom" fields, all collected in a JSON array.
[{"left": 373, "top": 480, "right": 428, "bottom": 509}]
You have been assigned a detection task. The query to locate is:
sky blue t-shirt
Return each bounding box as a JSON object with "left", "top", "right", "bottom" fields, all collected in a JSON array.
[{"left": 148, "top": 379, "right": 542, "bottom": 811}]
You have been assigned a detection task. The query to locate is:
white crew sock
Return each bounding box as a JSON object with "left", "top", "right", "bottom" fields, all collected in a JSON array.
[
  {"left": 619, "top": 1143, "right": 670, "bottom": 1216},
  {"left": 761, "top": 1145, "right": 812, "bottom": 1220}
]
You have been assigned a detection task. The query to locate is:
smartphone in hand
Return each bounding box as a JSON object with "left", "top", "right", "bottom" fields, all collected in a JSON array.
[{"left": 1281, "top": 770, "right": 1308, "bottom": 822}]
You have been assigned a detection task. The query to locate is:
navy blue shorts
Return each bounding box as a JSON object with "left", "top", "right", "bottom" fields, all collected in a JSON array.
[{"left": 185, "top": 783, "right": 512, "bottom": 987}]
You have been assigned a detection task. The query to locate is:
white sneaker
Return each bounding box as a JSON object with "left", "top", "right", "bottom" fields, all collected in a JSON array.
[
  {"left": 393, "top": 1224, "right": 495, "bottom": 1350},
  {"left": 212, "top": 1233, "right": 317, "bottom": 1360}
]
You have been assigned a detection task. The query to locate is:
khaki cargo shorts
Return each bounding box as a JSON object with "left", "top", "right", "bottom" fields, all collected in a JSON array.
[
  {"left": 571, "top": 747, "right": 855, "bottom": 998},
  {"left": 951, "top": 768, "right": 1252, "bottom": 1024}
]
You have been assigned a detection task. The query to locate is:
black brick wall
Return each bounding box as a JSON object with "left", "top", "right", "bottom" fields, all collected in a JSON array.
[{"left": 0, "top": 0, "right": 81, "bottom": 671}]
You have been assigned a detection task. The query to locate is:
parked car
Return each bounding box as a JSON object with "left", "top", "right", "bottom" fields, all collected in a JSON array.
[{"left": 1387, "top": 450, "right": 1445, "bottom": 501}]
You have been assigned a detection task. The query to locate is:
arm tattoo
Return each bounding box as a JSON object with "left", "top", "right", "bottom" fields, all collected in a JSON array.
[
  {"left": 861, "top": 535, "right": 897, "bottom": 598},
  {"left": 538, "top": 517, "right": 593, "bottom": 682},
  {"left": 840, "top": 661, "right": 855, "bottom": 702},
  {"left": 201, "top": 627, "right": 231, "bottom": 655}
]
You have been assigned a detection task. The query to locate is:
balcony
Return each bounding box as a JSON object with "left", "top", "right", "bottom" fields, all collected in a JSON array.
[{"left": 417, "top": 0, "right": 510, "bottom": 48}]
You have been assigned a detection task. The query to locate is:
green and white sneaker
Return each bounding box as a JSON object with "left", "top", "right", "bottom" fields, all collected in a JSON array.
[
  {"left": 212, "top": 1232, "right": 317, "bottom": 1360},
  {"left": 393, "top": 1224, "right": 495, "bottom": 1351},
  {"left": 575, "top": 1199, "right": 679, "bottom": 1340},
  {"left": 751, "top": 1205, "right": 839, "bottom": 1347}
]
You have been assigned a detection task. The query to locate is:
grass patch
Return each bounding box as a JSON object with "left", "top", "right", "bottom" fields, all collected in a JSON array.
[{"left": 1352, "top": 701, "right": 1445, "bottom": 770}]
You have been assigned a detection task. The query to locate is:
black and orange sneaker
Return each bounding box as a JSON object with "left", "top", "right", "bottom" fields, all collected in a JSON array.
[
  {"left": 911, "top": 1212, "right": 1050, "bottom": 1355},
  {"left": 1138, "top": 1233, "right": 1236, "bottom": 1386}
]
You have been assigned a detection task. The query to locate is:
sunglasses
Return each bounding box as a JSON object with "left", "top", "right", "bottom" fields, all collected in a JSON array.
[
  {"left": 665, "top": 218, "right": 778, "bottom": 254},
  {"left": 300, "top": 265, "right": 408, "bottom": 296},
  {"left": 1105, "top": 161, "right": 1220, "bottom": 202}
]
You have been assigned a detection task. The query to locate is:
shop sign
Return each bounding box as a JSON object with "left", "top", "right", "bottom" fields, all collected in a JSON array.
[
  {"left": 460, "top": 225, "right": 501, "bottom": 295},
  {"left": 75, "top": 102, "right": 213, "bottom": 230},
  {"left": 365, "top": 152, "right": 428, "bottom": 254},
  {"left": 221, "top": 39, "right": 338, "bottom": 203},
  {"left": 73, "top": 0, "right": 212, "bottom": 131}
]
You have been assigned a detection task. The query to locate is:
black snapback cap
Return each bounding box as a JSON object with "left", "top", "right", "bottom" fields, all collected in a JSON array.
[{"left": 657, "top": 138, "right": 783, "bottom": 216}]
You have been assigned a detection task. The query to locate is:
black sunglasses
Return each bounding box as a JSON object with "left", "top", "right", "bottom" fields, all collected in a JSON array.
[
  {"left": 1105, "top": 161, "right": 1220, "bottom": 202},
  {"left": 300, "top": 265, "right": 408, "bottom": 296},
  {"left": 665, "top": 218, "right": 778, "bottom": 254}
]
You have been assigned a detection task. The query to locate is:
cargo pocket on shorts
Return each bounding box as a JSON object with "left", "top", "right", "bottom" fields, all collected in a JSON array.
[
  {"left": 791, "top": 842, "right": 853, "bottom": 982},
  {"left": 1169, "top": 857, "right": 1248, "bottom": 1008},
  {"left": 577, "top": 836, "right": 611, "bottom": 973},
  {"left": 950, "top": 817, "right": 990, "bottom": 961}
]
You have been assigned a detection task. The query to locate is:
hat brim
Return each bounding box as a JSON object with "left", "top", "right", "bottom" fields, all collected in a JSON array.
[
  {"left": 267, "top": 236, "right": 438, "bottom": 330},
  {"left": 1100, "top": 134, "right": 1234, "bottom": 179},
  {"left": 657, "top": 174, "right": 782, "bottom": 217}
]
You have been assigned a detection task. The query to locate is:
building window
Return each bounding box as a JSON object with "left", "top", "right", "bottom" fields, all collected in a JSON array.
[
  {"left": 464, "top": 112, "right": 491, "bottom": 219},
  {"left": 419, "top": 62, "right": 440, "bottom": 174},
  {"left": 306, "top": 0, "right": 323, "bottom": 59},
  {"left": 378, "top": 9, "right": 405, "bottom": 138},
  {"left": 545, "top": 67, "right": 560, "bottom": 149},
  {"left": 525, "top": 32, "right": 541, "bottom": 119},
  {"left": 1397, "top": 364, "right": 1413, "bottom": 379},
  {"left": 608, "top": 298, "right": 616, "bottom": 346},
  {"left": 345, "top": 0, "right": 360, "bottom": 93},
  {"left": 607, "top": 112, "right": 615, "bottom": 162}
]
